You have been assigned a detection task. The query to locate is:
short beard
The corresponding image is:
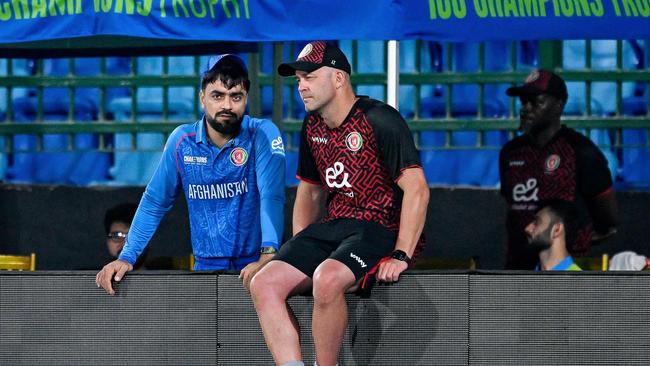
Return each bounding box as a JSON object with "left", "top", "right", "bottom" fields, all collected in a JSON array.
[
  {"left": 528, "top": 225, "right": 553, "bottom": 252},
  {"left": 206, "top": 111, "right": 242, "bottom": 138}
]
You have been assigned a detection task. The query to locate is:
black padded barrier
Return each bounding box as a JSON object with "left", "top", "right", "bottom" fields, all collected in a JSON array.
[
  {"left": 469, "top": 272, "right": 650, "bottom": 366},
  {"left": 0, "top": 272, "right": 218, "bottom": 366},
  {"left": 217, "top": 272, "right": 469, "bottom": 365},
  {"left": 1, "top": 271, "right": 649, "bottom": 365}
]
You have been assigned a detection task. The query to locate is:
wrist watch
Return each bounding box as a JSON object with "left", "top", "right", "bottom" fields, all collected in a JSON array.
[
  {"left": 260, "top": 246, "right": 277, "bottom": 255},
  {"left": 390, "top": 250, "right": 411, "bottom": 263}
]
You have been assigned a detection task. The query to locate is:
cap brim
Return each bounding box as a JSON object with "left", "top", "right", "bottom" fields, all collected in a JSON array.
[
  {"left": 277, "top": 61, "right": 321, "bottom": 77},
  {"left": 506, "top": 84, "right": 544, "bottom": 97}
]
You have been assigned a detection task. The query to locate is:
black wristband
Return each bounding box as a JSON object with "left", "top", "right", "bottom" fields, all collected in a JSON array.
[{"left": 390, "top": 250, "right": 411, "bottom": 263}]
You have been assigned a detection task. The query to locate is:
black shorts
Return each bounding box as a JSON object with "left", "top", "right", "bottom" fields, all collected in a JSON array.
[{"left": 274, "top": 218, "right": 396, "bottom": 281}]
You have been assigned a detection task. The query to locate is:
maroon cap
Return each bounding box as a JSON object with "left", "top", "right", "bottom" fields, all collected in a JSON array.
[
  {"left": 506, "top": 69, "right": 568, "bottom": 102},
  {"left": 278, "top": 41, "right": 352, "bottom": 77}
]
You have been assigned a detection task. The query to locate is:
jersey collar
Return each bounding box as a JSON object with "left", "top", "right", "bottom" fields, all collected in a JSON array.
[
  {"left": 535, "top": 255, "right": 576, "bottom": 271},
  {"left": 196, "top": 115, "right": 250, "bottom": 147}
]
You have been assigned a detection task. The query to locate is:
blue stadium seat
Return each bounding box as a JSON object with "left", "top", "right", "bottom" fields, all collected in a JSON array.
[
  {"left": 620, "top": 40, "right": 650, "bottom": 189},
  {"left": 259, "top": 42, "right": 310, "bottom": 186},
  {"left": 283, "top": 132, "right": 300, "bottom": 187},
  {"left": 8, "top": 86, "right": 107, "bottom": 185},
  {"left": 6, "top": 58, "right": 130, "bottom": 185},
  {"left": 355, "top": 41, "right": 385, "bottom": 101},
  {"left": 108, "top": 97, "right": 193, "bottom": 186},
  {"left": 621, "top": 89, "right": 650, "bottom": 189},
  {"left": 0, "top": 110, "right": 6, "bottom": 181},
  {"left": 419, "top": 42, "right": 510, "bottom": 187},
  {"left": 0, "top": 60, "right": 6, "bottom": 180}
]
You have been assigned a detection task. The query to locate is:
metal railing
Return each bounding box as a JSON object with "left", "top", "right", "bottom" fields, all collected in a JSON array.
[{"left": 0, "top": 40, "right": 648, "bottom": 185}]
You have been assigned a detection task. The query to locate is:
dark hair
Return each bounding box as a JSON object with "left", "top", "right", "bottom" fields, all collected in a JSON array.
[
  {"left": 536, "top": 199, "right": 579, "bottom": 246},
  {"left": 104, "top": 203, "right": 138, "bottom": 234},
  {"left": 201, "top": 56, "right": 250, "bottom": 92}
]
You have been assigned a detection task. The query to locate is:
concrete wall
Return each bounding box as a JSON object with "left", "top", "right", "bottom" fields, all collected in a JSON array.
[{"left": 0, "top": 184, "right": 648, "bottom": 269}]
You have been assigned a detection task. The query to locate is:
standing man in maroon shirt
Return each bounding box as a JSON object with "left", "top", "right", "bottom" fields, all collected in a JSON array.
[
  {"left": 499, "top": 69, "right": 618, "bottom": 269},
  {"left": 250, "top": 41, "right": 429, "bottom": 366}
]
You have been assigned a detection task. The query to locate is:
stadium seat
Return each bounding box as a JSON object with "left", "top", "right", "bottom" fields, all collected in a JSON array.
[
  {"left": 0, "top": 110, "right": 6, "bottom": 181},
  {"left": 620, "top": 40, "right": 650, "bottom": 189},
  {"left": 8, "top": 89, "right": 108, "bottom": 185},
  {"left": 262, "top": 42, "right": 312, "bottom": 185},
  {"left": 6, "top": 58, "right": 131, "bottom": 185},
  {"left": 0, "top": 253, "right": 36, "bottom": 271},
  {"left": 419, "top": 42, "right": 510, "bottom": 186},
  {"left": 573, "top": 254, "right": 609, "bottom": 271},
  {"left": 282, "top": 131, "right": 300, "bottom": 186},
  {"left": 108, "top": 97, "right": 193, "bottom": 186}
]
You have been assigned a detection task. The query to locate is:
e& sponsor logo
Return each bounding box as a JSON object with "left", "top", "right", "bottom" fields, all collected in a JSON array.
[
  {"left": 325, "top": 162, "right": 351, "bottom": 189},
  {"left": 512, "top": 178, "right": 539, "bottom": 203},
  {"left": 271, "top": 136, "right": 285, "bottom": 155}
]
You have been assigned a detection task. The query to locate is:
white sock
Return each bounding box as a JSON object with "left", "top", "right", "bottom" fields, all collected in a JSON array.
[{"left": 280, "top": 361, "right": 304, "bottom": 366}]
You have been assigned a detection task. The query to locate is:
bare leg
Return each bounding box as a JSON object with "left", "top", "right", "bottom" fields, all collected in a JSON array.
[
  {"left": 250, "top": 260, "right": 312, "bottom": 365},
  {"left": 311, "top": 259, "right": 356, "bottom": 366}
]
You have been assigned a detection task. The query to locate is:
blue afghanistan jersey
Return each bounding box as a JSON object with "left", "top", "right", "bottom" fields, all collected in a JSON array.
[{"left": 119, "top": 115, "right": 285, "bottom": 270}]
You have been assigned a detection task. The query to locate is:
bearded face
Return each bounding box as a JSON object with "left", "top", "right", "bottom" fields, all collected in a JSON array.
[{"left": 200, "top": 79, "right": 248, "bottom": 139}]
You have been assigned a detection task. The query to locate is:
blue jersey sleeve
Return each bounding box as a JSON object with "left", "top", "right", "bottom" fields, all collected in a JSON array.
[
  {"left": 254, "top": 119, "right": 286, "bottom": 250},
  {"left": 118, "top": 125, "right": 184, "bottom": 264}
]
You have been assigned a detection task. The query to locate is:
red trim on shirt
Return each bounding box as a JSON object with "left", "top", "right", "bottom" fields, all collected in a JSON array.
[
  {"left": 296, "top": 174, "right": 321, "bottom": 185},
  {"left": 394, "top": 165, "right": 423, "bottom": 183},
  {"left": 596, "top": 186, "right": 614, "bottom": 198},
  {"left": 175, "top": 133, "right": 197, "bottom": 173}
]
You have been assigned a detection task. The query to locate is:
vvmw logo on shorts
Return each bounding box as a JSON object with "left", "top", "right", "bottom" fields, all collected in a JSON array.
[{"left": 350, "top": 252, "right": 367, "bottom": 268}]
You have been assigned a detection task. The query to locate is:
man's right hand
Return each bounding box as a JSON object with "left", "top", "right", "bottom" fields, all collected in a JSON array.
[{"left": 95, "top": 259, "right": 133, "bottom": 295}]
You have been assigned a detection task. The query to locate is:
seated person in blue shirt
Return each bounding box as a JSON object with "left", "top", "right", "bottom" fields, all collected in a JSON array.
[
  {"left": 525, "top": 199, "right": 582, "bottom": 271},
  {"left": 96, "top": 54, "right": 286, "bottom": 294}
]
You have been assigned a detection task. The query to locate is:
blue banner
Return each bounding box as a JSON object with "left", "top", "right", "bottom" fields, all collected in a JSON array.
[{"left": 0, "top": 0, "right": 648, "bottom": 44}]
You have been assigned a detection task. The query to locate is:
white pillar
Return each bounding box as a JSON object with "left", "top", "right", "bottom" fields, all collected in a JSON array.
[{"left": 386, "top": 40, "right": 399, "bottom": 110}]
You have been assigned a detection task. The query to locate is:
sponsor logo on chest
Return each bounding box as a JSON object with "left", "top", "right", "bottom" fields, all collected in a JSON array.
[
  {"left": 509, "top": 160, "right": 524, "bottom": 167},
  {"left": 512, "top": 178, "right": 539, "bottom": 203},
  {"left": 311, "top": 136, "right": 328, "bottom": 144},
  {"left": 325, "top": 162, "right": 352, "bottom": 189},
  {"left": 184, "top": 155, "right": 208, "bottom": 165}
]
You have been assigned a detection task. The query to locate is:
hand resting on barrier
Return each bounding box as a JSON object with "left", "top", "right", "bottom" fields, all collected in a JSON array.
[{"left": 95, "top": 259, "right": 133, "bottom": 295}]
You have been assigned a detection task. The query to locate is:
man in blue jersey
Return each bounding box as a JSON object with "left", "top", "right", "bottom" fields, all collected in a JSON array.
[{"left": 96, "top": 54, "right": 286, "bottom": 295}]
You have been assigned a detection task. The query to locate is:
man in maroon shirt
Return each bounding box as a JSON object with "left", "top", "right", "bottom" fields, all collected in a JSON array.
[
  {"left": 499, "top": 69, "right": 618, "bottom": 269},
  {"left": 250, "top": 41, "right": 429, "bottom": 366}
]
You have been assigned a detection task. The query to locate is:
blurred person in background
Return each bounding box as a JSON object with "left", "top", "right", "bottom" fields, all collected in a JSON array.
[
  {"left": 526, "top": 200, "right": 582, "bottom": 271},
  {"left": 500, "top": 69, "right": 618, "bottom": 270}
]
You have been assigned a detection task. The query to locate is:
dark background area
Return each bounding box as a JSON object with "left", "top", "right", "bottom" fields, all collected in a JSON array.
[{"left": 0, "top": 184, "right": 647, "bottom": 270}]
